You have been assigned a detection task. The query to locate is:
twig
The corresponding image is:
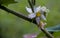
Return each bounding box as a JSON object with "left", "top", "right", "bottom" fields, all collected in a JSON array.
[
  {"left": 31, "top": 0, "right": 36, "bottom": 6},
  {"left": 40, "top": 28, "right": 54, "bottom": 38},
  {"left": 36, "top": 17, "right": 54, "bottom": 38},
  {"left": 28, "top": 0, "right": 34, "bottom": 12},
  {"left": 0, "top": 5, "right": 36, "bottom": 24}
]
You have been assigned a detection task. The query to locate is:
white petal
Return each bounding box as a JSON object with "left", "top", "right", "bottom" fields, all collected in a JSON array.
[
  {"left": 45, "top": 9, "right": 49, "bottom": 12},
  {"left": 41, "top": 14, "right": 46, "bottom": 21},
  {"left": 34, "top": 6, "right": 41, "bottom": 13},
  {"left": 41, "top": 6, "right": 49, "bottom": 13},
  {"left": 41, "top": 6, "right": 46, "bottom": 12},
  {"left": 36, "top": 17, "right": 40, "bottom": 24},
  {"left": 26, "top": 7, "right": 33, "bottom": 13},
  {"left": 28, "top": 13, "right": 36, "bottom": 19}
]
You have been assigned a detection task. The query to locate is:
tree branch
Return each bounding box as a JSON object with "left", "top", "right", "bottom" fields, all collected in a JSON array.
[{"left": 0, "top": 5, "right": 37, "bottom": 24}]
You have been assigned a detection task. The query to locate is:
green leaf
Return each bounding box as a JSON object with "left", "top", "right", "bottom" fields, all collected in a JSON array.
[
  {"left": 0, "top": 0, "right": 17, "bottom": 5},
  {"left": 46, "top": 24, "right": 60, "bottom": 32}
]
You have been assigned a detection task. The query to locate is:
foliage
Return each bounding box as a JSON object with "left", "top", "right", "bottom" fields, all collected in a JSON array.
[{"left": 0, "top": 0, "right": 17, "bottom": 5}]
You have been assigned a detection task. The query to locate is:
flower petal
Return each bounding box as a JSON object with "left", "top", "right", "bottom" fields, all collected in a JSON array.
[
  {"left": 26, "top": 7, "right": 33, "bottom": 13},
  {"left": 36, "top": 17, "right": 40, "bottom": 24},
  {"left": 45, "top": 9, "right": 49, "bottom": 12},
  {"left": 41, "top": 6, "right": 49, "bottom": 12},
  {"left": 23, "top": 33, "right": 37, "bottom": 38},
  {"left": 41, "top": 6, "right": 46, "bottom": 12},
  {"left": 41, "top": 14, "right": 46, "bottom": 21},
  {"left": 28, "top": 13, "right": 36, "bottom": 19},
  {"left": 34, "top": 6, "right": 41, "bottom": 13}
]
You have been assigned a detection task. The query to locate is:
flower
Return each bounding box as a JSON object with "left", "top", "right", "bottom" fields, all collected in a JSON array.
[
  {"left": 26, "top": 6, "right": 49, "bottom": 28},
  {"left": 25, "top": 6, "right": 49, "bottom": 20}
]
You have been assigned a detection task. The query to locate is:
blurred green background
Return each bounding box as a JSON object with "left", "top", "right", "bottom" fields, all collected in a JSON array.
[{"left": 0, "top": 0, "right": 60, "bottom": 38}]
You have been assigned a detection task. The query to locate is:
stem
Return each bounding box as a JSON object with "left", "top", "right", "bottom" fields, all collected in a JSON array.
[
  {"left": 38, "top": 23, "right": 54, "bottom": 38},
  {"left": 35, "top": 17, "right": 54, "bottom": 38},
  {"left": 0, "top": 5, "right": 36, "bottom": 24},
  {"left": 31, "top": 0, "right": 36, "bottom": 6},
  {"left": 28, "top": 0, "right": 34, "bottom": 12},
  {"left": 40, "top": 28, "right": 54, "bottom": 38}
]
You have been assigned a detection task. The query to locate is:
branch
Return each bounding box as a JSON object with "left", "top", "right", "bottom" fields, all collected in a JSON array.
[
  {"left": 40, "top": 28, "right": 54, "bottom": 38},
  {"left": 28, "top": 0, "right": 34, "bottom": 12},
  {"left": 31, "top": 0, "right": 36, "bottom": 6},
  {"left": 0, "top": 5, "right": 36, "bottom": 24},
  {"left": 36, "top": 19, "right": 54, "bottom": 38}
]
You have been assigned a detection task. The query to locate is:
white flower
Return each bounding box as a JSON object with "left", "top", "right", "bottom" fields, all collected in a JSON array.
[{"left": 25, "top": 6, "right": 49, "bottom": 20}]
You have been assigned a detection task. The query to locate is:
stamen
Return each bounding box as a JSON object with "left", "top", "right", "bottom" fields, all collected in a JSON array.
[{"left": 36, "top": 11, "right": 41, "bottom": 17}]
